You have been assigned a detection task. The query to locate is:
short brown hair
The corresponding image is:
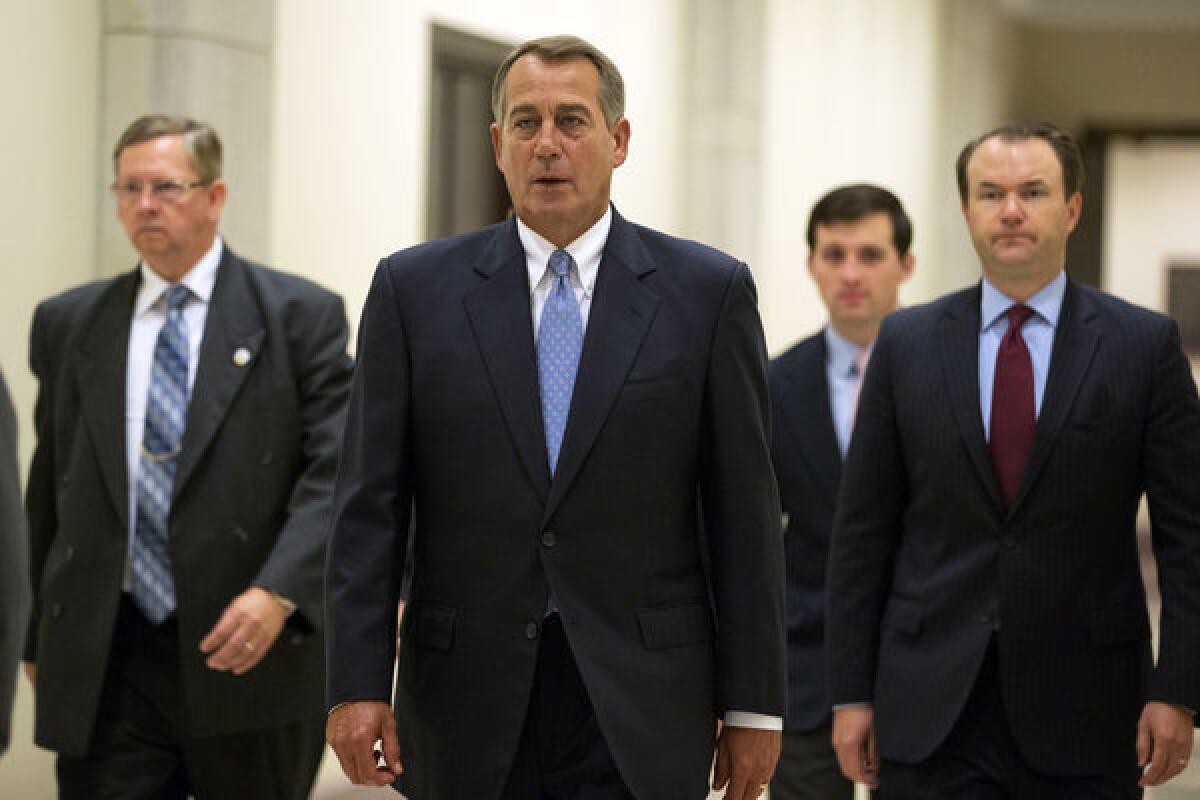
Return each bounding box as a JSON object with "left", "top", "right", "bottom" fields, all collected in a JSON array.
[
  {"left": 807, "top": 184, "right": 913, "bottom": 257},
  {"left": 956, "top": 122, "right": 1083, "bottom": 204},
  {"left": 112, "top": 114, "right": 223, "bottom": 184},
  {"left": 491, "top": 35, "right": 625, "bottom": 129}
]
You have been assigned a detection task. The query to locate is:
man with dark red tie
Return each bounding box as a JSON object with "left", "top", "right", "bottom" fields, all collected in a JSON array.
[{"left": 826, "top": 122, "right": 1200, "bottom": 798}]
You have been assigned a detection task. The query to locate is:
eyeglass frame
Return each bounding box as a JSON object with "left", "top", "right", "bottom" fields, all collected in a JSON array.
[{"left": 109, "top": 178, "right": 213, "bottom": 205}]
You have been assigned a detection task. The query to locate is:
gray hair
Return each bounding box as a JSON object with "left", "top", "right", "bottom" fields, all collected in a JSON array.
[
  {"left": 112, "top": 114, "right": 223, "bottom": 184},
  {"left": 491, "top": 35, "right": 625, "bottom": 130}
]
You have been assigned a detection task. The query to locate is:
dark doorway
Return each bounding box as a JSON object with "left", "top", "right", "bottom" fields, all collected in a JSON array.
[{"left": 426, "top": 25, "right": 514, "bottom": 241}]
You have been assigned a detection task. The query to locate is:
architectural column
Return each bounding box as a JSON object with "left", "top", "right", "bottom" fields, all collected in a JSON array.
[{"left": 99, "top": 0, "right": 275, "bottom": 275}]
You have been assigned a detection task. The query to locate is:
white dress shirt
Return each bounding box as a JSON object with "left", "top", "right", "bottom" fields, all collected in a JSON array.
[
  {"left": 517, "top": 210, "right": 781, "bottom": 732},
  {"left": 122, "top": 237, "right": 222, "bottom": 590}
]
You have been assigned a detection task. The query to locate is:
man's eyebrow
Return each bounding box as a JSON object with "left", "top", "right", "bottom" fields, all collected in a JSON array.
[
  {"left": 507, "top": 104, "right": 540, "bottom": 121},
  {"left": 555, "top": 103, "right": 594, "bottom": 118}
]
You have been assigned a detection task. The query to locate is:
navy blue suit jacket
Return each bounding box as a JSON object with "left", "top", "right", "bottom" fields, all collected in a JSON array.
[{"left": 770, "top": 332, "right": 842, "bottom": 732}]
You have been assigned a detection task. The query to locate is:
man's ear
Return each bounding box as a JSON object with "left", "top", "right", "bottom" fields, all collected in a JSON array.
[
  {"left": 490, "top": 123, "right": 504, "bottom": 172},
  {"left": 611, "top": 117, "right": 631, "bottom": 169}
]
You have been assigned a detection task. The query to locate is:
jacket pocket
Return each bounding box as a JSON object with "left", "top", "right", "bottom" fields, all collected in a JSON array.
[
  {"left": 637, "top": 600, "right": 714, "bottom": 650},
  {"left": 411, "top": 602, "right": 456, "bottom": 651},
  {"left": 881, "top": 595, "right": 923, "bottom": 636}
]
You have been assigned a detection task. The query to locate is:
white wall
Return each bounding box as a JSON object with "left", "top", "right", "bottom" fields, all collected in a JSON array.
[
  {"left": 270, "top": 0, "right": 685, "bottom": 345},
  {"left": 758, "top": 0, "right": 942, "bottom": 353},
  {"left": 0, "top": 1, "right": 101, "bottom": 795},
  {"left": 1104, "top": 137, "right": 1200, "bottom": 312}
]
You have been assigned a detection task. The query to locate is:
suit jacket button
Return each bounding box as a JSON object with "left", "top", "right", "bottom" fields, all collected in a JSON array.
[
  {"left": 1002, "top": 536, "right": 1016, "bottom": 549},
  {"left": 525, "top": 621, "right": 539, "bottom": 640},
  {"left": 541, "top": 531, "right": 556, "bottom": 548},
  {"left": 260, "top": 450, "right": 273, "bottom": 465},
  {"left": 51, "top": 603, "right": 63, "bottom": 619},
  {"left": 980, "top": 613, "right": 993, "bottom": 625},
  {"left": 290, "top": 633, "right": 304, "bottom": 645},
  {"left": 63, "top": 545, "right": 75, "bottom": 561}
]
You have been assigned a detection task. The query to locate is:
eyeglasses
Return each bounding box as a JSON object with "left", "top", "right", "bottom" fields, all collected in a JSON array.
[{"left": 110, "top": 179, "right": 210, "bottom": 205}]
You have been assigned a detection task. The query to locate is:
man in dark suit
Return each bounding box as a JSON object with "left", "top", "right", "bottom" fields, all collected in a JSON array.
[
  {"left": 23, "top": 115, "right": 352, "bottom": 798},
  {"left": 769, "top": 185, "right": 914, "bottom": 800},
  {"left": 827, "top": 122, "right": 1200, "bottom": 798},
  {"left": 325, "top": 35, "right": 786, "bottom": 800},
  {"left": 0, "top": 368, "right": 30, "bottom": 756}
]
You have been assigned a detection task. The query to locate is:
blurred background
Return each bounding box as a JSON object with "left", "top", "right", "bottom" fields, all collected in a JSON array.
[{"left": 2, "top": 0, "right": 1199, "bottom": 797}]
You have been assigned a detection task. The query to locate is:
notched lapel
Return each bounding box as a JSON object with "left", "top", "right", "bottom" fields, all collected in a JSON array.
[
  {"left": 938, "top": 287, "right": 1005, "bottom": 513},
  {"left": 174, "top": 254, "right": 265, "bottom": 497},
  {"left": 1009, "top": 281, "right": 1101, "bottom": 513},
  {"left": 74, "top": 272, "right": 140, "bottom": 531},
  {"left": 544, "top": 216, "right": 661, "bottom": 521},
  {"left": 463, "top": 220, "right": 552, "bottom": 502}
]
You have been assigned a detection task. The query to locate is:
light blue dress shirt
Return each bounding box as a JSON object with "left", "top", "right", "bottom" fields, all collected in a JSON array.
[
  {"left": 825, "top": 325, "right": 869, "bottom": 457},
  {"left": 978, "top": 271, "right": 1067, "bottom": 441}
]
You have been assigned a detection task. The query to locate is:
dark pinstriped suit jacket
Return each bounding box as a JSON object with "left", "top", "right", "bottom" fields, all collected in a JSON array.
[
  {"left": 827, "top": 277, "right": 1200, "bottom": 775},
  {"left": 0, "top": 370, "right": 29, "bottom": 754}
]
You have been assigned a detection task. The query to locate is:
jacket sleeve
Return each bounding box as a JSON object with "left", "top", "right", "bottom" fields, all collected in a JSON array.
[
  {"left": 825, "top": 315, "right": 907, "bottom": 706},
  {"left": 700, "top": 262, "right": 787, "bottom": 717},
  {"left": 252, "top": 289, "right": 354, "bottom": 631},
  {"left": 325, "top": 262, "right": 413, "bottom": 708}
]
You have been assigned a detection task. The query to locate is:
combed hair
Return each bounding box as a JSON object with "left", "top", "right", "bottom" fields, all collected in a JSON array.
[
  {"left": 112, "top": 114, "right": 223, "bottom": 184},
  {"left": 956, "top": 121, "right": 1084, "bottom": 204},
  {"left": 491, "top": 35, "right": 625, "bottom": 130},
  {"left": 806, "top": 184, "right": 913, "bottom": 257}
]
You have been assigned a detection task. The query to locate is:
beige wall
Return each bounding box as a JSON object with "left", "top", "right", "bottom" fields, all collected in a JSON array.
[
  {"left": 0, "top": 2, "right": 101, "bottom": 795},
  {"left": 270, "top": 1, "right": 685, "bottom": 346}
]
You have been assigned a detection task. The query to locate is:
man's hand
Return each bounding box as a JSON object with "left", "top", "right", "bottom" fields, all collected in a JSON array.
[
  {"left": 327, "top": 701, "right": 403, "bottom": 786},
  {"left": 832, "top": 705, "right": 879, "bottom": 788},
  {"left": 1138, "top": 701, "right": 1195, "bottom": 787},
  {"left": 22, "top": 661, "right": 35, "bottom": 688},
  {"left": 198, "top": 587, "right": 289, "bottom": 675},
  {"left": 712, "top": 725, "right": 781, "bottom": 799}
]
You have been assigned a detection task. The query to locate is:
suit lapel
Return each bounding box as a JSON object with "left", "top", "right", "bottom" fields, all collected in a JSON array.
[
  {"left": 173, "top": 250, "right": 265, "bottom": 498},
  {"left": 937, "top": 285, "right": 1005, "bottom": 513},
  {"left": 74, "top": 271, "right": 140, "bottom": 530},
  {"left": 1008, "top": 279, "right": 1101, "bottom": 513},
  {"left": 776, "top": 335, "right": 841, "bottom": 505},
  {"left": 463, "top": 219, "right": 552, "bottom": 503},
  {"left": 543, "top": 210, "right": 661, "bottom": 521}
]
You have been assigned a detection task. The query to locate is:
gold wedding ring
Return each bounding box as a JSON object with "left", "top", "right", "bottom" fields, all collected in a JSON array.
[{"left": 244, "top": 640, "right": 255, "bottom": 652}]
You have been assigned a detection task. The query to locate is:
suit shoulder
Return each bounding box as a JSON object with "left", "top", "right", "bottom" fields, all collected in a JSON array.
[
  {"left": 236, "top": 256, "right": 344, "bottom": 308},
  {"left": 1072, "top": 281, "right": 1174, "bottom": 331},
  {"left": 770, "top": 332, "right": 824, "bottom": 374},
  {"left": 378, "top": 223, "right": 504, "bottom": 284},
  {"left": 33, "top": 276, "right": 125, "bottom": 336},
  {"left": 632, "top": 223, "right": 743, "bottom": 276}
]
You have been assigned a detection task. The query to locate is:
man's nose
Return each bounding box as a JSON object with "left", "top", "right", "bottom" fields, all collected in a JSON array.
[
  {"left": 533, "top": 125, "right": 562, "bottom": 159},
  {"left": 1000, "top": 193, "right": 1024, "bottom": 222}
]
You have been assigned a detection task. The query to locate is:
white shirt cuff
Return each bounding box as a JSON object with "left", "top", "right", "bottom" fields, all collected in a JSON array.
[{"left": 724, "top": 711, "right": 784, "bottom": 730}]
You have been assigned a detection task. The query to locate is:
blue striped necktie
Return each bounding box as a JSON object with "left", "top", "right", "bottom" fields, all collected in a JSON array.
[
  {"left": 131, "top": 283, "right": 192, "bottom": 623},
  {"left": 536, "top": 249, "right": 584, "bottom": 474}
]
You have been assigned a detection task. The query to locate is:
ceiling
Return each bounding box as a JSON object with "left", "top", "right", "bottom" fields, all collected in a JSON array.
[{"left": 999, "top": 0, "right": 1200, "bottom": 30}]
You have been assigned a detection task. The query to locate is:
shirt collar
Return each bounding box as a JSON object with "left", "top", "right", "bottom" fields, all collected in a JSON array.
[
  {"left": 980, "top": 268, "right": 1067, "bottom": 332},
  {"left": 824, "top": 324, "right": 868, "bottom": 379},
  {"left": 134, "top": 236, "right": 223, "bottom": 317},
  {"left": 518, "top": 207, "right": 611, "bottom": 293}
]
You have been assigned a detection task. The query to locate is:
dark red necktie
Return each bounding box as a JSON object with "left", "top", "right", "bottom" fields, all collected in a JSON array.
[{"left": 989, "top": 304, "right": 1036, "bottom": 509}]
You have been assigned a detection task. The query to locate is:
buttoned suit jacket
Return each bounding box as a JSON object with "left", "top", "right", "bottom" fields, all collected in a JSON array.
[
  {"left": 770, "top": 332, "right": 842, "bottom": 732},
  {"left": 24, "top": 246, "right": 353, "bottom": 756},
  {"left": 826, "top": 278, "right": 1200, "bottom": 776},
  {"left": 0, "top": 369, "right": 30, "bottom": 754},
  {"left": 326, "top": 208, "right": 787, "bottom": 800}
]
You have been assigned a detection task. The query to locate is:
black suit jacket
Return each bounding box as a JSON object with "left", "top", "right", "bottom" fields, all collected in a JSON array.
[
  {"left": 770, "top": 332, "right": 842, "bottom": 732},
  {"left": 0, "top": 369, "right": 29, "bottom": 754},
  {"left": 24, "top": 246, "right": 353, "bottom": 756},
  {"left": 327, "top": 209, "right": 787, "bottom": 800},
  {"left": 827, "top": 278, "right": 1200, "bottom": 775}
]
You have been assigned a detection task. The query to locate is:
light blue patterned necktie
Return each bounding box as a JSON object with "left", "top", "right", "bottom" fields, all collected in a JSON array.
[
  {"left": 537, "top": 249, "right": 584, "bottom": 474},
  {"left": 131, "top": 283, "right": 191, "bottom": 623}
]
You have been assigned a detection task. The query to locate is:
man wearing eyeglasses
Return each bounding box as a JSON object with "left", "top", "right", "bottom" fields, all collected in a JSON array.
[{"left": 22, "top": 115, "right": 353, "bottom": 799}]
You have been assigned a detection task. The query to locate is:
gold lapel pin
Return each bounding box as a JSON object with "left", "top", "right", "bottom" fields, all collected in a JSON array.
[{"left": 232, "top": 347, "right": 252, "bottom": 367}]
